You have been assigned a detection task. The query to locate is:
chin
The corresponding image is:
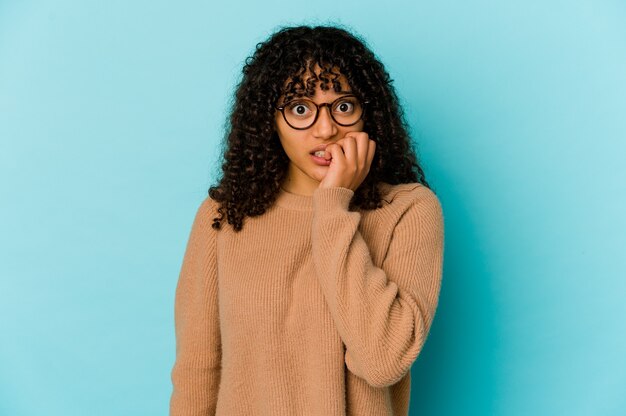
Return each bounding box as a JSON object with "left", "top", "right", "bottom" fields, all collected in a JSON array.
[{"left": 307, "top": 167, "right": 327, "bottom": 183}]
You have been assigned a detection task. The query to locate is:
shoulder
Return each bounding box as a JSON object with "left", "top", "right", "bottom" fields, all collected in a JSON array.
[
  {"left": 377, "top": 181, "right": 443, "bottom": 216},
  {"left": 375, "top": 182, "right": 444, "bottom": 247},
  {"left": 198, "top": 195, "right": 220, "bottom": 216},
  {"left": 371, "top": 181, "right": 444, "bottom": 239},
  {"left": 190, "top": 195, "right": 221, "bottom": 233}
]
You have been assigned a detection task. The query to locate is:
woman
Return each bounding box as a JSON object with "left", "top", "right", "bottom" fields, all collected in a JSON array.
[{"left": 170, "top": 24, "right": 445, "bottom": 415}]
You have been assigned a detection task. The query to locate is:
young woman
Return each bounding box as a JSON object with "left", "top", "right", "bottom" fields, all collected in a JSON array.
[{"left": 170, "top": 24, "right": 445, "bottom": 416}]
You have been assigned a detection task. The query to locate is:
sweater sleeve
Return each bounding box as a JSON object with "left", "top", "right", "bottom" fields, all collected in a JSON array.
[
  {"left": 170, "top": 197, "right": 221, "bottom": 415},
  {"left": 311, "top": 186, "right": 444, "bottom": 388}
]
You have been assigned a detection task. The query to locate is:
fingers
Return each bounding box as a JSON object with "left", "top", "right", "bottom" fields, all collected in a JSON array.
[
  {"left": 343, "top": 132, "right": 371, "bottom": 173},
  {"left": 341, "top": 136, "right": 358, "bottom": 174},
  {"left": 324, "top": 142, "right": 345, "bottom": 165},
  {"left": 322, "top": 132, "right": 376, "bottom": 190},
  {"left": 367, "top": 138, "right": 376, "bottom": 170}
]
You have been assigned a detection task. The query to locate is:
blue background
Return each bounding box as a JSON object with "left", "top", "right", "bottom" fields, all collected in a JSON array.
[{"left": 1, "top": 1, "right": 625, "bottom": 415}]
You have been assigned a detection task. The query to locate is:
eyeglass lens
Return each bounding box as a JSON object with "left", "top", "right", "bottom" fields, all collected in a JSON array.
[{"left": 283, "top": 96, "right": 363, "bottom": 129}]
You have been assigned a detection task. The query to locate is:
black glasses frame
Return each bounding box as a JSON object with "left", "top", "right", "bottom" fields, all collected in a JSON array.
[{"left": 275, "top": 94, "right": 370, "bottom": 130}]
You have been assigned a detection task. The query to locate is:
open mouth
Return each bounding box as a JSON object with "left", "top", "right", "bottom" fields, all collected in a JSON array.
[{"left": 310, "top": 151, "right": 331, "bottom": 166}]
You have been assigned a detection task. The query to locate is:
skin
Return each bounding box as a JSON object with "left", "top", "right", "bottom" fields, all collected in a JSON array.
[{"left": 274, "top": 65, "right": 376, "bottom": 196}]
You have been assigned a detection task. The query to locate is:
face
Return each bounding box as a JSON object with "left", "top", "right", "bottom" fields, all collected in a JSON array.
[{"left": 274, "top": 65, "right": 365, "bottom": 195}]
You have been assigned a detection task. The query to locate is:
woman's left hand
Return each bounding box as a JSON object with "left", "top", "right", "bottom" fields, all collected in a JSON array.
[{"left": 318, "top": 132, "right": 376, "bottom": 192}]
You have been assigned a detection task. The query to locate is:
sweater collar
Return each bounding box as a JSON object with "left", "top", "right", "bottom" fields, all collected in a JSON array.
[
  {"left": 275, "top": 186, "right": 313, "bottom": 211},
  {"left": 274, "top": 182, "right": 396, "bottom": 211}
]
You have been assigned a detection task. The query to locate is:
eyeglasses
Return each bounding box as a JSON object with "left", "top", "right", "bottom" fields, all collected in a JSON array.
[{"left": 275, "top": 94, "right": 369, "bottom": 130}]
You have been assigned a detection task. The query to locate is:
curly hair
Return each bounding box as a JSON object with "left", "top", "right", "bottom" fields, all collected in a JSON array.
[{"left": 208, "top": 23, "right": 432, "bottom": 232}]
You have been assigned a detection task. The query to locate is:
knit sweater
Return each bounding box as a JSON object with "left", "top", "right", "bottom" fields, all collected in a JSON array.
[{"left": 169, "top": 181, "right": 445, "bottom": 416}]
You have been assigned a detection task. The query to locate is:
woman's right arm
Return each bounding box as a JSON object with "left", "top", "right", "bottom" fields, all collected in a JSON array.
[{"left": 170, "top": 197, "right": 221, "bottom": 416}]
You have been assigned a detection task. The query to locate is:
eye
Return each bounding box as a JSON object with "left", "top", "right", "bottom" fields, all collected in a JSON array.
[
  {"left": 333, "top": 99, "right": 356, "bottom": 114},
  {"left": 286, "top": 101, "right": 313, "bottom": 117}
]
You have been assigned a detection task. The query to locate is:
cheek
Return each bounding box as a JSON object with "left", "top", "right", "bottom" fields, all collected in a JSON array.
[
  {"left": 276, "top": 131, "right": 302, "bottom": 158},
  {"left": 281, "top": 138, "right": 304, "bottom": 158},
  {"left": 339, "top": 120, "right": 365, "bottom": 135},
  {"left": 275, "top": 122, "right": 305, "bottom": 153}
]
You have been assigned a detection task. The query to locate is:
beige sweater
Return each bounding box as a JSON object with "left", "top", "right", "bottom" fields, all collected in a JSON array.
[{"left": 169, "top": 182, "right": 445, "bottom": 415}]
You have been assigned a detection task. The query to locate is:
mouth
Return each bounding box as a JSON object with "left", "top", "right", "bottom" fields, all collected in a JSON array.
[
  {"left": 310, "top": 151, "right": 331, "bottom": 166},
  {"left": 310, "top": 149, "right": 327, "bottom": 158},
  {"left": 309, "top": 144, "right": 329, "bottom": 157}
]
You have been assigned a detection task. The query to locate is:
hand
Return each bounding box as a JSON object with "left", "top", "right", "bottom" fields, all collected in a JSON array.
[{"left": 318, "top": 132, "right": 376, "bottom": 192}]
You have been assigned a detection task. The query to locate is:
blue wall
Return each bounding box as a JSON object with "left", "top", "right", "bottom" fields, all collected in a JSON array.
[{"left": 1, "top": 1, "right": 624, "bottom": 415}]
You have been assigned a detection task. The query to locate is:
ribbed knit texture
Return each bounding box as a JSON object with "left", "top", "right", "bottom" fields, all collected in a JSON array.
[{"left": 169, "top": 182, "right": 445, "bottom": 416}]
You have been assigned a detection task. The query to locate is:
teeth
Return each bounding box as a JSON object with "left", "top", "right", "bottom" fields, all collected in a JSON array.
[{"left": 313, "top": 150, "right": 325, "bottom": 157}]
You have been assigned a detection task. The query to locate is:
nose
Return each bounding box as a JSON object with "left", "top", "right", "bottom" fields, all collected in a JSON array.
[{"left": 312, "top": 105, "right": 338, "bottom": 138}]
